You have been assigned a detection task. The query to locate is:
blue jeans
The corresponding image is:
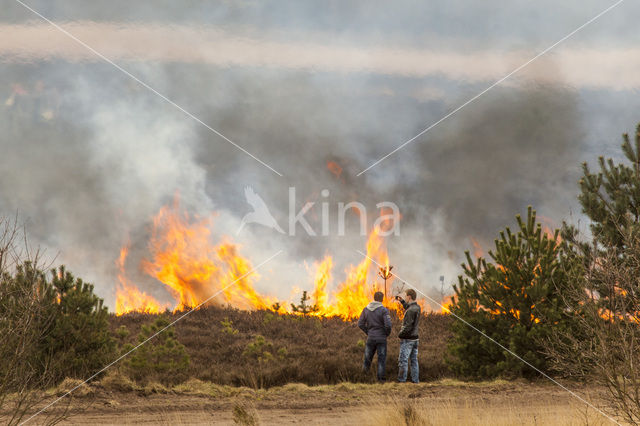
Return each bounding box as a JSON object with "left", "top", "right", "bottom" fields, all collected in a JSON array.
[
  {"left": 398, "top": 339, "right": 419, "bottom": 383},
  {"left": 363, "top": 340, "right": 387, "bottom": 381}
]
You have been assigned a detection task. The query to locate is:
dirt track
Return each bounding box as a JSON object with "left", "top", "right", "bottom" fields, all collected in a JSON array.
[{"left": 37, "top": 380, "right": 611, "bottom": 426}]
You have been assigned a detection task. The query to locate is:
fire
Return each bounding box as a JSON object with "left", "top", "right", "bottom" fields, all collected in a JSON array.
[
  {"left": 327, "top": 161, "right": 343, "bottom": 179},
  {"left": 441, "top": 294, "right": 456, "bottom": 314},
  {"left": 470, "top": 237, "right": 483, "bottom": 258},
  {"left": 537, "top": 215, "right": 563, "bottom": 246},
  {"left": 310, "top": 255, "right": 333, "bottom": 315},
  {"left": 115, "top": 245, "right": 168, "bottom": 315},
  {"left": 217, "top": 242, "right": 273, "bottom": 310},
  {"left": 333, "top": 224, "right": 394, "bottom": 318},
  {"left": 139, "top": 199, "right": 273, "bottom": 312},
  {"left": 303, "top": 224, "right": 402, "bottom": 319},
  {"left": 115, "top": 198, "right": 273, "bottom": 315},
  {"left": 116, "top": 198, "right": 411, "bottom": 319}
]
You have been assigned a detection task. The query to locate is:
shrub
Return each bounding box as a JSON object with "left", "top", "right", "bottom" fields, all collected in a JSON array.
[
  {"left": 0, "top": 261, "right": 60, "bottom": 425},
  {"left": 1, "top": 263, "right": 115, "bottom": 385},
  {"left": 578, "top": 123, "right": 640, "bottom": 249},
  {"left": 45, "top": 266, "right": 116, "bottom": 382},
  {"left": 221, "top": 317, "right": 239, "bottom": 334},
  {"left": 0, "top": 218, "right": 114, "bottom": 424},
  {"left": 244, "top": 335, "right": 273, "bottom": 362},
  {"left": 277, "top": 347, "right": 287, "bottom": 359},
  {"left": 122, "top": 316, "right": 190, "bottom": 385}
]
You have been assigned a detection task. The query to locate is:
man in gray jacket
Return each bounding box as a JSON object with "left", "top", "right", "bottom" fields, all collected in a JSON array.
[
  {"left": 357, "top": 291, "right": 392, "bottom": 382},
  {"left": 396, "top": 288, "right": 420, "bottom": 383}
]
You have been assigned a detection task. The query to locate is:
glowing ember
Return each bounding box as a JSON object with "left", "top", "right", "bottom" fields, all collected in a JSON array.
[
  {"left": 327, "top": 161, "right": 343, "bottom": 179},
  {"left": 470, "top": 237, "right": 483, "bottom": 258}
]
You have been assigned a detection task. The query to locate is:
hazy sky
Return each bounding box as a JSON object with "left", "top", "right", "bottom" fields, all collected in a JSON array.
[{"left": 1, "top": 0, "right": 639, "bottom": 310}]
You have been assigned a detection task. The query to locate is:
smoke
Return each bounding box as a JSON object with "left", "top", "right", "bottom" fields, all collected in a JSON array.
[
  {"left": 394, "top": 84, "right": 583, "bottom": 244},
  {"left": 0, "top": 26, "right": 586, "bottom": 309},
  {"left": 0, "top": 63, "right": 210, "bottom": 301},
  {"left": 184, "top": 69, "right": 584, "bottom": 292}
]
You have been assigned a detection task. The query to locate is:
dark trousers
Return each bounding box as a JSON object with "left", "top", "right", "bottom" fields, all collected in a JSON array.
[{"left": 363, "top": 340, "right": 387, "bottom": 381}]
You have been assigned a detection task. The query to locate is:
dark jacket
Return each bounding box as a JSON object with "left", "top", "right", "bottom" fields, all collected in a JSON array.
[
  {"left": 358, "top": 301, "right": 392, "bottom": 342},
  {"left": 398, "top": 301, "right": 420, "bottom": 340}
]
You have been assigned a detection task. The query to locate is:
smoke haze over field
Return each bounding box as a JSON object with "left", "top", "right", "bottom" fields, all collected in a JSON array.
[{"left": 1, "top": 0, "right": 639, "bottom": 309}]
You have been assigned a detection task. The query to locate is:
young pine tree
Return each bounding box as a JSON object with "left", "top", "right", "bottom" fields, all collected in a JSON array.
[
  {"left": 290, "top": 290, "right": 318, "bottom": 315},
  {"left": 579, "top": 124, "right": 640, "bottom": 249},
  {"left": 447, "top": 207, "right": 576, "bottom": 379},
  {"left": 45, "top": 266, "right": 116, "bottom": 382},
  {"left": 546, "top": 124, "right": 640, "bottom": 422},
  {"left": 563, "top": 124, "right": 640, "bottom": 318}
]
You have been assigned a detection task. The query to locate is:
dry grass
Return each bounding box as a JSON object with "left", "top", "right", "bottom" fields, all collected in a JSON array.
[
  {"left": 34, "top": 378, "right": 615, "bottom": 425},
  {"left": 46, "top": 378, "right": 94, "bottom": 398},
  {"left": 366, "top": 397, "right": 611, "bottom": 426}
]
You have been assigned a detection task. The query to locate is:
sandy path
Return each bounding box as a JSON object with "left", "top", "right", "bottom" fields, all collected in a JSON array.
[{"left": 17, "top": 381, "right": 610, "bottom": 425}]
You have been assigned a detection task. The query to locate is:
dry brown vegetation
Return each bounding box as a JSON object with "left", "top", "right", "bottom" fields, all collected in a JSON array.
[
  {"left": 22, "top": 376, "right": 609, "bottom": 425},
  {"left": 110, "top": 306, "right": 453, "bottom": 387}
]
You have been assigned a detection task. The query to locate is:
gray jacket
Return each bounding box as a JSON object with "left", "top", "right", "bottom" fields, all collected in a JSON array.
[
  {"left": 357, "top": 301, "right": 392, "bottom": 342},
  {"left": 398, "top": 301, "right": 420, "bottom": 340}
]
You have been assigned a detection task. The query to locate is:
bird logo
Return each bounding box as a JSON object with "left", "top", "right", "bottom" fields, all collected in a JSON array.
[{"left": 236, "top": 186, "right": 285, "bottom": 235}]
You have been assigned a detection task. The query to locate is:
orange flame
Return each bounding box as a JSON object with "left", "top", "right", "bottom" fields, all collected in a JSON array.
[
  {"left": 537, "top": 215, "right": 563, "bottom": 246},
  {"left": 470, "top": 237, "right": 483, "bottom": 258},
  {"left": 116, "top": 199, "right": 416, "bottom": 319},
  {"left": 115, "top": 245, "right": 168, "bottom": 315},
  {"left": 441, "top": 293, "right": 456, "bottom": 314},
  {"left": 309, "top": 255, "right": 332, "bottom": 315},
  {"left": 139, "top": 199, "right": 273, "bottom": 312},
  {"left": 303, "top": 223, "right": 401, "bottom": 319},
  {"left": 334, "top": 224, "right": 392, "bottom": 317},
  {"left": 114, "top": 198, "right": 273, "bottom": 315},
  {"left": 327, "top": 161, "right": 343, "bottom": 179}
]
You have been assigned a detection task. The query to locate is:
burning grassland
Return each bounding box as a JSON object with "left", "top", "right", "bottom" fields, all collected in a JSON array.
[{"left": 116, "top": 197, "right": 417, "bottom": 319}]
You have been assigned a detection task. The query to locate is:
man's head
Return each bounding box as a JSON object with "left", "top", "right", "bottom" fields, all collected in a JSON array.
[
  {"left": 405, "top": 289, "right": 417, "bottom": 301},
  {"left": 373, "top": 291, "right": 384, "bottom": 302}
]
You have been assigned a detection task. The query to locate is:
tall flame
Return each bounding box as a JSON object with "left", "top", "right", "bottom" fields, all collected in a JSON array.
[
  {"left": 115, "top": 198, "right": 273, "bottom": 315},
  {"left": 115, "top": 245, "right": 168, "bottom": 315},
  {"left": 311, "top": 255, "right": 333, "bottom": 315},
  {"left": 332, "top": 225, "right": 390, "bottom": 318},
  {"left": 116, "top": 199, "right": 409, "bottom": 319},
  {"left": 304, "top": 224, "right": 402, "bottom": 319}
]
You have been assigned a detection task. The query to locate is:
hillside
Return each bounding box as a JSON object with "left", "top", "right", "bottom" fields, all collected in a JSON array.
[{"left": 111, "top": 307, "right": 453, "bottom": 387}]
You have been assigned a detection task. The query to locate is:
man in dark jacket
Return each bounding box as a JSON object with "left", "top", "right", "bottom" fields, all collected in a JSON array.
[
  {"left": 396, "top": 288, "right": 420, "bottom": 383},
  {"left": 357, "top": 291, "right": 392, "bottom": 382}
]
